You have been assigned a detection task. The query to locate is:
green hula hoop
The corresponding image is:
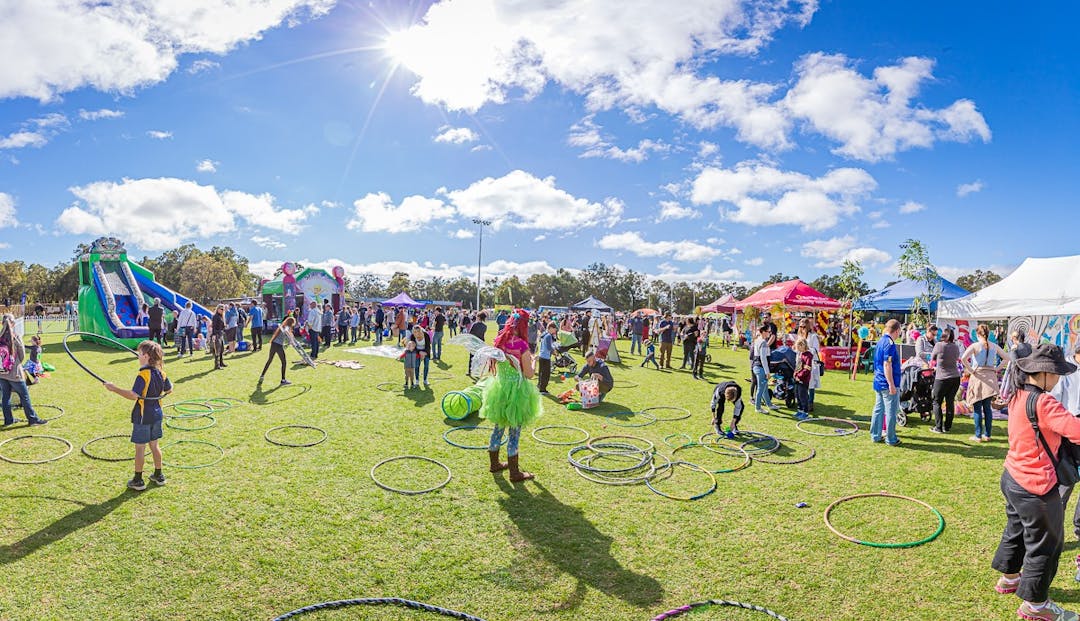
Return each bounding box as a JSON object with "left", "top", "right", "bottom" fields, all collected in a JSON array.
[
  {"left": 663, "top": 433, "right": 693, "bottom": 449},
  {"left": 160, "top": 439, "right": 225, "bottom": 470},
  {"left": 167, "top": 401, "right": 215, "bottom": 418},
  {"left": 601, "top": 410, "right": 656, "bottom": 428},
  {"left": 671, "top": 443, "right": 751, "bottom": 474},
  {"left": 165, "top": 414, "right": 217, "bottom": 431},
  {"left": 203, "top": 398, "right": 237, "bottom": 410},
  {"left": 81, "top": 434, "right": 134, "bottom": 462},
  {"left": 639, "top": 405, "right": 691, "bottom": 422},
  {"left": 370, "top": 455, "right": 452, "bottom": 495},
  {"left": 824, "top": 492, "right": 945, "bottom": 548},
  {"left": 531, "top": 425, "right": 590, "bottom": 446},
  {"left": 644, "top": 460, "right": 717, "bottom": 501},
  {"left": 443, "top": 425, "right": 506, "bottom": 450}
]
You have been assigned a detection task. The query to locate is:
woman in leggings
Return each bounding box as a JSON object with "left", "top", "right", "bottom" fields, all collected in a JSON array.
[
  {"left": 930, "top": 327, "right": 962, "bottom": 433},
  {"left": 258, "top": 317, "right": 296, "bottom": 386}
]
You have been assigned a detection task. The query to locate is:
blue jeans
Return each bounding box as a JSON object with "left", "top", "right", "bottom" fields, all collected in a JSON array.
[
  {"left": 870, "top": 389, "right": 900, "bottom": 444},
  {"left": 795, "top": 383, "right": 810, "bottom": 415},
  {"left": 753, "top": 364, "right": 773, "bottom": 410},
  {"left": 417, "top": 355, "right": 429, "bottom": 383},
  {"left": 179, "top": 326, "right": 194, "bottom": 354},
  {"left": 1, "top": 379, "right": 42, "bottom": 425},
  {"left": 432, "top": 331, "right": 444, "bottom": 360},
  {"left": 973, "top": 397, "right": 994, "bottom": 439},
  {"left": 630, "top": 333, "right": 642, "bottom": 355}
]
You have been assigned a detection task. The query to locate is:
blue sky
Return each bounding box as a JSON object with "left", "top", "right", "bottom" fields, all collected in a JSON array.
[{"left": 1, "top": 0, "right": 1077, "bottom": 288}]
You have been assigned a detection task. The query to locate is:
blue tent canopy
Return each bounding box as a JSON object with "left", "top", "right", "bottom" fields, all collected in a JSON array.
[{"left": 854, "top": 274, "right": 970, "bottom": 312}]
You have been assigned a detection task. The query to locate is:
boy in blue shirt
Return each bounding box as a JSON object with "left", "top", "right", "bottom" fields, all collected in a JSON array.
[
  {"left": 640, "top": 339, "right": 659, "bottom": 369},
  {"left": 105, "top": 341, "right": 173, "bottom": 490},
  {"left": 537, "top": 322, "right": 558, "bottom": 394}
]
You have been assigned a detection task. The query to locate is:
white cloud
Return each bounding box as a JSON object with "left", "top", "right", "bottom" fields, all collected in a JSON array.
[
  {"left": 196, "top": 159, "right": 218, "bottom": 173},
  {"left": 655, "top": 200, "right": 700, "bottom": 222},
  {"left": 783, "top": 53, "right": 991, "bottom": 162},
  {"left": 452, "top": 228, "right": 474, "bottom": 239},
  {"left": 78, "top": 108, "right": 123, "bottom": 121},
  {"left": 936, "top": 264, "right": 1017, "bottom": 282},
  {"left": 434, "top": 126, "right": 479, "bottom": 144},
  {"left": 957, "top": 180, "right": 984, "bottom": 197},
  {"left": 650, "top": 262, "right": 745, "bottom": 284},
  {"left": 871, "top": 220, "right": 891, "bottom": 229},
  {"left": 0, "top": 242, "right": 9, "bottom": 249},
  {"left": 187, "top": 59, "right": 221, "bottom": 75},
  {"left": 55, "top": 177, "right": 318, "bottom": 250},
  {"left": 801, "top": 235, "right": 891, "bottom": 268},
  {"left": 249, "top": 257, "right": 558, "bottom": 282},
  {"left": 898, "top": 200, "right": 925, "bottom": 214},
  {"left": 346, "top": 192, "right": 455, "bottom": 234},
  {"left": 0, "top": 192, "right": 18, "bottom": 227},
  {"left": 597, "top": 231, "right": 719, "bottom": 262},
  {"left": 744, "top": 257, "right": 764, "bottom": 266},
  {"left": 698, "top": 141, "right": 719, "bottom": 158},
  {"left": 387, "top": 0, "right": 813, "bottom": 149},
  {"left": 441, "top": 169, "right": 623, "bottom": 231},
  {"left": 0, "top": 131, "right": 48, "bottom": 149},
  {"left": 251, "top": 235, "right": 286, "bottom": 250},
  {"left": 470, "top": 144, "right": 492, "bottom": 152},
  {"left": 0, "top": 0, "right": 335, "bottom": 101},
  {"left": 568, "top": 116, "right": 669, "bottom": 163},
  {"left": 691, "top": 161, "right": 876, "bottom": 231},
  {"left": 533, "top": 234, "right": 547, "bottom": 242},
  {"left": 146, "top": 130, "right": 172, "bottom": 140}
]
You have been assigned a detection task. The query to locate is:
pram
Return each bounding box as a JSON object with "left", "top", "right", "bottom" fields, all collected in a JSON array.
[
  {"left": 899, "top": 364, "right": 934, "bottom": 427},
  {"left": 764, "top": 346, "right": 797, "bottom": 409},
  {"left": 553, "top": 330, "right": 579, "bottom": 374}
]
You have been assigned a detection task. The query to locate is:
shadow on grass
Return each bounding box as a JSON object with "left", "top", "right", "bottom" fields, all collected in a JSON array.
[
  {"left": 897, "top": 435, "right": 1007, "bottom": 460},
  {"left": 398, "top": 386, "right": 435, "bottom": 406},
  {"left": 248, "top": 383, "right": 312, "bottom": 406},
  {"left": 1, "top": 491, "right": 139, "bottom": 565},
  {"left": 492, "top": 480, "right": 663, "bottom": 610}
]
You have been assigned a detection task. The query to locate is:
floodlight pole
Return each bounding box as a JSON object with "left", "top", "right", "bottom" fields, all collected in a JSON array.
[{"left": 473, "top": 218, "right": 491, "bottom": 311}]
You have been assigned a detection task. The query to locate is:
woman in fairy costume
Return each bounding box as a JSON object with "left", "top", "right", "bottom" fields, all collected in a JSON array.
[{"left": 483, "top": 308, "right": 542, "bottom": 482}]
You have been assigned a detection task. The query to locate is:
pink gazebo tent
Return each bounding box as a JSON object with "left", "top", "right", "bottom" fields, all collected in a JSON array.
[
  {"left": 734, "top": 279, "right": 842, "bottom": 311},
  {"left": 381, "top": 292, "right": 426, "bottom": 308},
  {"left": 700, "top": 294, "right": 740, "bottom": 314}
]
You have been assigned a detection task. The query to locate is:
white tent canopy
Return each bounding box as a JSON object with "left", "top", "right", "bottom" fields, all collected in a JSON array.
[{"left": 938, "top": 255, "right": 1080, "bottom": 320}]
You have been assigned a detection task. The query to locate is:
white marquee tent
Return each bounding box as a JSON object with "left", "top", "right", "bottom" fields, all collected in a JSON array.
[{"left": 938, "top": 255, "right": 1080, "bottom": 320}]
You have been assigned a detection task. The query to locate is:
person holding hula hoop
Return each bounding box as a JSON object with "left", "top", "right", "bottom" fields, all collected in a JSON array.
[
  {"left": 483, "top": 309, "right": 542, "bottom": 482},
  {"left": 104, "top": 341, "right": 173, "bottom": 491},
  {"left": 258, "top": 316, "right": 296, "bottom": 387},
  {"left": 1, "top": 314, "right": 47, "bottom": 426}
]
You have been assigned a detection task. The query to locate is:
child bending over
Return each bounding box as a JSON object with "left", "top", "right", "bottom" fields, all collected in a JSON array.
[{"left": 711, "top": 381, "right": 744, "bottom": 439}]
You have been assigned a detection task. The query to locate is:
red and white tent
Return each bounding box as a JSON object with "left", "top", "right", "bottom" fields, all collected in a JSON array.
[
  {"left": 700, "top": 294, "right": 740, "bottom": 314},
  {"left": 734, "top": 279, "right": 842, "bottom": 311}
]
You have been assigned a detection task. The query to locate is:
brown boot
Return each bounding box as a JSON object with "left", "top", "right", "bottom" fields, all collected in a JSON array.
[
  {"left": 508, "top": 455, "right": 534, "bottom": 482},
  {"left": 488, "top": 450, "right": 508, "bottom": 473}
]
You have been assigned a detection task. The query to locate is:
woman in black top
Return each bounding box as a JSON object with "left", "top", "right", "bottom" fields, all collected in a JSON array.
[
  {"left": 211, "top": 305, "right": 227, "bottom": 370},
  {"left": 681, "top": 320, "right": 699, "bottom": 370}
]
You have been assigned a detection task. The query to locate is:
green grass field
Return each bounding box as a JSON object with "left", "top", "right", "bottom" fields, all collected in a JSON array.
[{"left": 0, "top": 329, "right": 1069, "bottom": 620}]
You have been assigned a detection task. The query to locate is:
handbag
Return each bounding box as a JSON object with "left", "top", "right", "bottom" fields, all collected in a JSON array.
[{"left": 1025, "top": 388, "right": 1080, "bottom": 487}]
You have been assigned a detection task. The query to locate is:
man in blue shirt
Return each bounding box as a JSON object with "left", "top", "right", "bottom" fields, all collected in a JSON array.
[
  {"left": 247, "top": 300, "right": 264, "bottom": 351},
  {"left": 537, "top": 321, "right": 558, "bottom": 394},
  {"left": 871, "top": 319, "right": 903, "bottom": 446},
  {"left": 657, "top": 312, "right": 675, "bottom": 369},
  {"left": 629, "top": 312, "right": 644, "bottom": 356}
]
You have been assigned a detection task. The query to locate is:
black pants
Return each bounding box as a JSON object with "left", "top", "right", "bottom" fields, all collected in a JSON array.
[
  {"left": 251, "top": 328, "right": 263, "bottom": 351},
  {"left": 338, "top": 326, "right": 348, "bottom": 344},
  {"left": 321, "top": 326, "right": 331, "bottom": 347},
  {"left": 149, "top": 327, "right": 162, "bottom": 343},
  {"left": 992, "top": 470, "right": 1064, "bottom": 603},
  {"left": 351, "top": 326, "right": 358, "bottom": 342},
  {"left": 692, "top": 352, "right": 705, "bottom": 377},
  {"left": 681, "top": 344, "right": 694, "bottom": 368},
  {"left": 581, "top": 330, "right": 590, "bottom": 355},
  {"left": 260, "top": 343, "right": 287, "bottom": 381},
  {"left": 538, "top": 357, "right": 551, "bottom": 393},
  {"left": 1057, "top": 483, "right": 1080, "bottom": 541},
  {"left": 212, "top": 334, "right": 225, "bottom": 368},
  {"left": 932, "top": 376, "right": 961, "bottom": 431}
]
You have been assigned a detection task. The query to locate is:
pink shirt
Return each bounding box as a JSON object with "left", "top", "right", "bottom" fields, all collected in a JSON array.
[{"left": 1005, "top": 390, "right": 1080, "bottom": 495}]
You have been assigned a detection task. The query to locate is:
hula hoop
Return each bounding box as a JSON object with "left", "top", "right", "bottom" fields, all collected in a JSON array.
[
  {"left": 574, "top": 452, "right": 670, "bottom": 486},
  {"left": 644, "top": 460, "right": 717, "bottom": 501},
  {"left": 62, "top": 332, "right": 166, "bottom": 400},
  {"left": 613, "top": 379, "right": 639, "bottom": 388},
  {"left": 81, "top": 434, "right": 134, "bottom": 462},
  {"left": 0, "top": 434, "right": 74, "bottom": 464},
  {"left": 663, "top": 433, "right": 693, "bottom": 449},
  {"left": 602, "top": 410, "right": 657, "bottom": 428},
  {"left": 160, "top": 439, "right": 224, "bottom": 469},
  {"left": 443, "top": 425, "right": 506, "bottom": 450},
  {"left": 6, "top": 403, "right": 64, "bottom": 423},
  {"left": 531, "top": 425, "right": 590, "bottom": 446},
  {"left": 165, "top": 414, "right": 216, "bottom": 431},
  {"left": 751, "top": 438, "right": 817, "bottom": 465},
  {"left": 699, "top": 431, "right": 779, "bottom": 456},
  {"left": 370, "top": 456, "right": 452, "bottom": 495},
  {"left": 568, "top": 443, "right": 653, "bottom": 474},
  {"left": 796, "top": 416, "right": 860, "bottom": 437},
  {"left": 672, "top": 443, "right": 750, "bottom": 474},
  {"left": 823, "top": 492, "right": 945, "bottom": 548},
  {"left": 586, "top": 435, "right": 656, "bottom": 456},
  {"left": 440, "top": 392, "right": 474, "bottom": 421},
  {"left": 640, "top": 405, "right": 691, "bottom": 422},
  {"left": 376, "top": 381, "right": 403, "bottom": 392},
  {"left": 650, "top": 599, "right": 792, "bottom": 621},
  {"left": 271, "top": 597, "right": 487, "bottom": 621},
  {"left": 203, "top": 398, "right": 237, "bottom": 410},
  {"left": 166, "top": 401, "right": 215, "bottom": 417},
  {"left": 427, "top": 371, "right": 454, "bottom": 381},
  {"left": 265, "top": 425, "right": 327, "bottom": 447}
]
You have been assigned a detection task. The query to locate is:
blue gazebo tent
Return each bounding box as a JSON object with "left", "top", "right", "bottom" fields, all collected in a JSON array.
[{"left": 853, "top": 273, "right": 970, "bottom": 312}]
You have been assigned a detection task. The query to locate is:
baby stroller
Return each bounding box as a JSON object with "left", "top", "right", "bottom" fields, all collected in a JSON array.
[
  {"left": 899, "top": 365, "right": 935, "bottom": 427},
  {"left": 767, "top": 346, "right": 797, "bottom": 409},
  {"left": 552, "top": 336, "right": 579, "bottom": 375}
]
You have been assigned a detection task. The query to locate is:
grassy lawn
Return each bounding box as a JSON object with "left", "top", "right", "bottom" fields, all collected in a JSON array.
[{"left": 0, "top": 328, "right": 1064, "bottom": 620}]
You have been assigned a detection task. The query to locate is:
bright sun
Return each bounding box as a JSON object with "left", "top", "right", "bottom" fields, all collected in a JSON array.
[{"left": 381, "top": 29, "right": 414, "bottom": 68}]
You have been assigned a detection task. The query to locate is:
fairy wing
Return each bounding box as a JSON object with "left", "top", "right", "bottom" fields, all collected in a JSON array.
[{"left": 345, "top": 345, "right": 407, "bottom": 359}]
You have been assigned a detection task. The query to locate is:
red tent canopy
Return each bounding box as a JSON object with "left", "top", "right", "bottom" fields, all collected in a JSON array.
[
  {"left": 733, "top": 279, "right": 842, "bottom": 311},
  {"left": 700, "top": 294, "right": 739, "bottom": 313}
]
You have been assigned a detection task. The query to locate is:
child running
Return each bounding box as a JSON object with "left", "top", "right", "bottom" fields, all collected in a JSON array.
[
  {"left": 104, "top": 341, "right": 173, "bottom": 491},
  {"left": 258, "top": 316, "right": 295, "bottom": 386},
  {"left": 399, "top": 340, "right": 419, "bottom": 390},
  {"left": 793, "top": 337, "right": 813, "bottom": 421},
  {"left": 711, "top": 381, "right": 744, "bottom": 439},
  {"left": 640, "top": 339, "right": 659, "bottom": 369}
]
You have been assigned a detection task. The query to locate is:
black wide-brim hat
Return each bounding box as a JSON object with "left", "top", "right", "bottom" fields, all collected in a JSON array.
[{"left": 1016, "top": 343, "right": 1078, "bottom": 376}]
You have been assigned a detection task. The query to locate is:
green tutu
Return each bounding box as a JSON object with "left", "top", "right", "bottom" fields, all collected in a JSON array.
[{"left": 480, "top": 361, "right": 542, "bottom": 428}]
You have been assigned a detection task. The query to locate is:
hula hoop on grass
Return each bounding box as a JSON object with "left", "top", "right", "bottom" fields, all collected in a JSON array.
[
  {"left": 265, "top": 425, "right": 327, "bottom": 447},
  {"left": 443, "top": 425, "right": 506, "bottom": 450},
  {"left": 160, "top": 439, "right": 224, "bottom": 469},
  {"left": 370, "top": 456, "right": 452, "bottom": 495},
  {"left": 62, "top": 332, "right": 166, "bottom": 400},
  {"left": 796, "top": 416, "right": 860, "bottom": 437},
  {"left": 81, "top": 434, "right": 134, "bottom": 462},
  {"left": 663, "top": 433, "right": 693, "bottom": 449},
  {"left": 6, "top": 404, "right": 64, "bottom": 423},
  {"left": 568, "top": 443, "right": 653, "bottom": 474},
  {"left": 271, "top": 597, "right": 487, "bottom": 621},
  {"left": 531, "top": 425, "right": 590, "bottom": 446},
  {"left": 574, "top": 451, "right": 670, "bottom": 486},
  {"left": 602, "top": 410, "right": 656, "bottom": 427},
  {"left": 166, "top": 401, "right": 215, "bottom": 417},
  {"left": 376, "top": 381, "right": 403, "bottom": 392},
  {"left": 644, "top": 460, "right": 717, "bottom": 501},
  {"left": 751, "top": 438, "right": 816, "bottom": 465},
  {"left": 640, "top": 405, "right": 691, "bottom": 422},
  {"left": 650, "top": 599, "right": 792, "bottom": 621},
  {"left": 824, "top": 492, "right": 945, "bottom": 548},
  {"left": 586, "top": 434, "right": 656, "bottom": 456},
  {"left": 165, "top": 414, "right": 216, "bottom": 431},
  {"left": 699, "top": 431, "right": 779, "bottom": 456},
  {"left": 0, "top": 435, "right": 74, "bottom": 464},
  {"left": 427, "top": 371, "right": 454, "bottom": 381},
  {"left": 441, "top": 392, "right": 474, "bottom": 421},
  {"left": 203, "top": 398, "right": 237, "bottom": 410},
  {"left": 672, "top": 443, "right": 750, "bottom": 474}
]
